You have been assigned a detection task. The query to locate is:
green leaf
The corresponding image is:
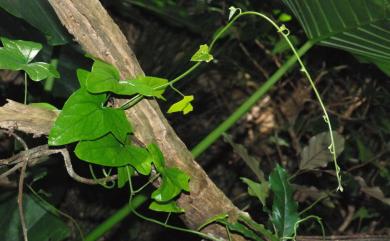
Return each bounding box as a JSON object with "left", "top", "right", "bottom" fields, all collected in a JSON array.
[
  {"left": 197, "top": 213, "right": 228, "bottom": 231},
  {"left": 0, "top": 37, "right": 59, "bottom": 81},
  {"left": 0, "top": 193, "right": 69, "bottom": 241},
  {"left": 75, "top": 134, "right": 152, "bottom": 174},
  {"left": 29, "top": 102, "right": 58, "bottom": 111},
  {"left": 86, "top": 59, "right": 121, "bottom": 93},
  {"left": 23, "top": 62, "right": 60, "bottom": 81},
  {"left": 223, "top": 133, "right": 265, "bottom": 182},
  {"left": 241, "top": 177, "right": 269, "bottom": 207},
  {"left": 124, "top": 76, "right": 168, "bottom": 99},
  {"left": 167, "top": 95, "right": 194, "bottom": 115},
  {"left": 191, "top": 44, "right": 213, "bottom": 63},
  {"left": 282, "top": 0, "right": 390, "bottom": 75},
  {"left": 149, "top": 200, "right": 184, "bottom": 213},
  {"left": 48, "top": 89, "right": 132, "bottom": 145},
  {"left": 218, "top": 219, "right": 264, "bottom": 241},
  {"left": 299, "top": 131, "right": 345, "bottom": 170},
  {"left": 151, "top": 167, "right": 190, "bottom": 202},
  {"left": 76, "top": 69, "right": 90, "bottom": 88},
  {"left": 0, "top": 0, "right": 69, "bottom": 45},
  {"left": 117, "top": 165, "right": 134, "bottom": 188},
  {"left": 269, "top": 165, "right": 299, "bottom": 238},
  {"left": 147, "top": 143, "right": 165, "bottom": 172}
]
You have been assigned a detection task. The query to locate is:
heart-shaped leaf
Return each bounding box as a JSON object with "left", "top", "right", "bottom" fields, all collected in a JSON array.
[
  {"left": 167, "top": 95, "right": 194, "bottom": 115},
  {"left": 48, "top": 89, "right": 132, "bottom": 145},
  {"left": 75, "top": 134, "right": 152, "bottom": 174},
  {"left": 149, "top": 200, "right": 184, "bottom": 213},
  {"left": 117, "top": 165, "right": 134, "bottom": 188},
  {"left": 191, "top": 44, "right": 213, "bottom": 62},
  {"left": 85, "top": 59, "right": 121, "bottom": 93},
  {"left": 0, "top": 37, "right": 59, "bottom": 81},
  {"left": 151, "top": 167, "right": 190, "bottom": 202},
  {"left": 123, "top": 76, "right": 168, "bottom": 99}
]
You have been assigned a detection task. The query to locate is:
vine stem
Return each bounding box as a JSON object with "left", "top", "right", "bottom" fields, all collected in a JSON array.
[
  {"left": 126, "top": 174, "right": 222, "bottom": 241},
  {"left": 24, "top": 72, "right": 27, "bottom": 105},
  {"left": 192, "top": 11, "right": 342, "bottom": 191}
]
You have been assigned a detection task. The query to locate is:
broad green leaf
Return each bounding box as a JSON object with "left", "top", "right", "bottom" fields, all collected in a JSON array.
[
  {"left": 117, "top": 165, "right": 134, "bottom": 188},
  {"left": 269, "top": 165, "right": 299, "bottom": 238},
  {"left": 0, "top": 0, "right": 69, "bottom": 45},
  {"left": 0, "top": 37, "right": 59, "bottom": 81},
  {"left": 282, "top": 0, "right": 390, "bottom": 75},
  {"left": 29, "top": 102, "right": 58, "bottom": 111},
  {"left": 0, "top": 193, "right": 69, "bottom": 241},
  {"left": 223, "top": 133, "right": 265, "bottom": 182},
  {"left": 1, "top": 37, "right": 42, "bottom": 62},
  {"left": 147, "top": 143, "right": 165, "bottom": 172},
  {"left": 124, "top": 76, "right": 168, "bottom": 99},
  {"left": 241, "top": 178, "right": 269, "bottom": 207},
  {"left": 149, "top": 200, "right": 184, "bottom": 213},
  {"left": 167, "top": 95, "right": 194, "bottom": 115},
  {"left": 197, "top": 213, "right": 228, "bottom": 231},
  {"left": 75, "top": 134, "right": 152, "bottom": 174},
  {"left": 191, "top": 44, "right": 213, "bottom": 63},
  {"left": 23, "top": 62, "right": 60, "bottom": 81},
  {"left": 86, "top": 59, "right": 121, "bottom": 93},
  {"left": 299, "top": 131, "right": 345, "bottom": 170},
  {"left": 151, "top": 167, "right": 190, "bottom": 202},
  {"left": 76, "top": 69, "right": 90, "bottom": 88},
  {"left": 48, "top": 89, "right": 132, "bottom": 145},
  {"left": 217, "top": 219, "right": 264, "bottom": 241}
]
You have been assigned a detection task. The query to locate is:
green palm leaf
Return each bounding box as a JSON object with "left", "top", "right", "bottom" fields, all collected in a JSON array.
[{"left": 283, "top": 0, "right": 390, "bottom": 73}]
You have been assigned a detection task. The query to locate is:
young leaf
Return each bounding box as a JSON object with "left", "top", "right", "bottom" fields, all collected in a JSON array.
[
  {"left": 85, "top": 59, "right": 121, "bottom": 93},
  {"left": 29, "top": 102, "right": 58, "bottom": 111},
  {"left": 147, "top": 143, "right": 165, "bottom": 172},
  {"left": 167, "top": 95, "right": 194, "bottom": 115},
  {"left": 76, "top": 69, "right": 90, "bottom": 88},
  {"left": 197, "top": 213, "right": 228, "bottom": 231},
  {"left": 48, "top": 89, "right": 132, "bottom": 145},
  {"left": 149, "top": 200, "right": 184, "bottom": 213},
  {"left": 217, "top": 219, "right": 264, "bottom": 241},
  {"left": 241, "top": 177, "right": 269, "bottom": 207},
  {"left": 75, "top": 134, "right": 152, "bottom": 174},
  {"left": 123, "top": 76, "right": 168, "bottom": 99},
  {"left": 117, "top": 165, "right": 134, "bottom": 188},
  {"left": 228, "top": 6, "right": 239, "bottom": 20},
  {"left": 0, "top": 37, "right": 59, "bottom": 81},
  {"left": 299, "top": 131, "right": 344, "bottom": 170},
  {"left": 269, "top": 165, "right": 299, "bottom": 238},
  {"left": 151, "top": 167, "right": 190, "bottom": 202},
  {"left": 191, "top": 44, "right": 213, "bottom": 63}
]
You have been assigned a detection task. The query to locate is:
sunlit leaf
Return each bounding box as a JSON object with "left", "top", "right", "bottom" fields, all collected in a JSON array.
[
  {"left": 75, "top": 134, "right": 152, "bottom": 174},
  {"left": 269, "top": 165, "right": 299, "bottom": 238},
  {"left": 0, "top": 37, "right": 59, "bottom": 81},
  {"left": 117, "top": 165, "right": 134, "bottom": 188},
  {"left": 191, "top": 44, "right": 213, "bottom": 63},
  {"left": 151, "top": 167, "right": 190, "bottom": 202},
  {"left": 48, "top": 89, "right": 132, "bottom": 145},
  {"left": 29, "top": 102, "right": 58, "bottom": 111},
  {"left": 149, "top": 200, "right": 184, "bottom": 213},
  {"left": 167, "top": 95, "right": 194, "bottom": 115}
]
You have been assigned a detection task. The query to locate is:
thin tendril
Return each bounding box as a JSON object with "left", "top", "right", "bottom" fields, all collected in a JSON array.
[{"left": 24, "top": 72, "right": 27, "bottom": 104}]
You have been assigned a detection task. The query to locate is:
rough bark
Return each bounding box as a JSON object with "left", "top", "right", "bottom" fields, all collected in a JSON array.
[{"left": 47, "top": 0, "right": 246, "bottom": 240}]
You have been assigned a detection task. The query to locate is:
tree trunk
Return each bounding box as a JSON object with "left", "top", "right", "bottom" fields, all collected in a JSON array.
[{"left": 47, "top": 0, "right": 246, "bottom": 240}]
